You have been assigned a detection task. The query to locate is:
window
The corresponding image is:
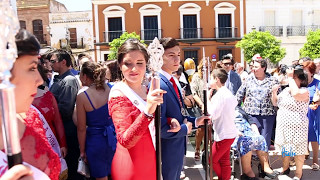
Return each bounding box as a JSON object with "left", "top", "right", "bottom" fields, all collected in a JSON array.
[
  {"left": 184, "top": 50, "right": 199, "bottom": 66},
  {"left": 314, "top": 10, "right": 320, "bottom": 25},
  {"left": 183, "top": 15, "right": 197, "bottom": 38},
  {"left": 287, "top": 10, "right": 304, "bottom": 36},
  {"left": 20, "top": 20, "right": 26, "bottom": 30},
  {"left": 32, "top": 19, "right": 45, "bottom": 44},
  {"left": 214, "top": 2, "right": 236, "bottom": 38},
  {"left": 179, "top": 3, "right": 201, "bottom": 39},
  {"left": 218, "top": 49, "right": 232, "bottom": 61},
  {"left": 143, "top": 16, "right": 159, "bottom": 40},
  {"left": 108, "top": 17, "right": 123, "bottom": 42},
  {"left": 260, "top": 10, "right": 283, "bottom": 36},
  {"left": 218, "top": 14, "right": 232, "bottom": 38},
  {"left": 68, "top": 28, "right": 77, "bottom": 48},
  {"left": 139, "top": 4, "right": 162, "bottom": 40},
  {"left": 103, "top": 6, "right": 126, "bottom": 42},
  {"left": 264, "top": 10, "right": 275, "bottom": 26}
]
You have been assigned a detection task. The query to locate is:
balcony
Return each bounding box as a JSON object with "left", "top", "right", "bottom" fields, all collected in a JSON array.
[
  {"left": 179, "top": 28, "right": 202, "bottom": 39},
  {"left": 104, "top": 31, "right": 125, "bottom": 43},
  {"left": 259, "top": 26, "right": 283, "bottom": 37},
  {"left": 140, "top": 29, "right": 162, "bottom": 41},
  {"left": 214, "top": 27, "right": 238, "bottom": 38},
  {"left": 287, "top": 25, "right": 320, "bottom": 36}
]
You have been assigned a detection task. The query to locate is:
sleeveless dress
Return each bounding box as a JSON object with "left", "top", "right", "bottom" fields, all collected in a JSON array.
[
  {"left": 84, "top": 90, "right": 117, "bottom": 178},
  {"left": 23, "top": 108, "right": 61, "bottom": 180},
  {"left": 275, "top": 88, "right": 309, "bottom": 155},
  {"left": 307, "top": 78, "right": 320, "bottom": 143},
  {"left": 109, "top": 96, "right": 156, "bottom": 180}
]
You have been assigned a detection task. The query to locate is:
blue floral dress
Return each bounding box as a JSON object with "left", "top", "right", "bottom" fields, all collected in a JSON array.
[{"left": 231, "top": 109, "right": 268, "bottom": 157}]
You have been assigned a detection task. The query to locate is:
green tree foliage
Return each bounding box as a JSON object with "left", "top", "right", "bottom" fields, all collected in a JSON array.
[
  {"left": 107, "top": 32, "right": 144, "bottom": 60},
  {"left": 300, "top": 29, "right": 320, "bottom": 59},
  {"left": 236, "top": 30, "right": 286, "bottom": 64}
]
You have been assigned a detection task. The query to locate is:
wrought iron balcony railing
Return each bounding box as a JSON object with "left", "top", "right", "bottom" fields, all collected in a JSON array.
[
  {"left": 214, "top": 27, "right": 238, "bottom": 38},
  {"left": 104, "top": 31, "right": 126, "bottom": 43},
  {"left": 259, "top": 26, "right": 283, "bottom": 37},
  {"left": 140, "top": 29, "right": 162, "bottom": 40},
  {"left": 287, "top": 25, "right": 320, "bottom": 36},
  {"left": 179, "top": 28, "right": 202, "bottom": 39}
]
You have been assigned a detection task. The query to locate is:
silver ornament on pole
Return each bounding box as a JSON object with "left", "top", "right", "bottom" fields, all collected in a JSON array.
[
  {"left": 147, "top": 37, "right": 164, "bottom": 180},
  {"left": 0, "top": 0, "right": 23, "bottom": 168}
]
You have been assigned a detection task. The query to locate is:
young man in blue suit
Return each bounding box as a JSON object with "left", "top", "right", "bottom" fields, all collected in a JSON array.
[
  {"left": 220, "top": 54, "right": 242, "bottom": 95},
  {"left": 158, "top": 37, "right": 208, "bottom": 180}
]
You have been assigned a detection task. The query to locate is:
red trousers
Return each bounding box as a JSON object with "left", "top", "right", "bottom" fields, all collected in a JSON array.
[{"left": 211, "top": 138, "right": 235, "bottom": 180}]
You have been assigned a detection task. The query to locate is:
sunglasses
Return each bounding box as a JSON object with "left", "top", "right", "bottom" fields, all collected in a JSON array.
[
  {"left": 50, "top": 59, "right": 59, "bottom": 63},
  {"left": 222, "top": 62, "right": 232, "bottom": 66}
]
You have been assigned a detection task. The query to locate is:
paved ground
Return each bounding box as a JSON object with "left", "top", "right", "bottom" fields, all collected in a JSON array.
[{"left": 183, "top": 137, "right": 320, "bottom": 180}]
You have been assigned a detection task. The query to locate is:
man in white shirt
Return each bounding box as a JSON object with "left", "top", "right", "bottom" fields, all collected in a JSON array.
[
  {"left": 208, "top": 68, "right": 238, "bottom": 180},
  {"left": 235, "top": 63, "right": 248, "bottom": 82}
]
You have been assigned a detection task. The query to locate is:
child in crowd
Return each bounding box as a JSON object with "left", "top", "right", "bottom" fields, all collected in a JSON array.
[{"left": 209, "top": 68, "right": 238, "bottom": 180}]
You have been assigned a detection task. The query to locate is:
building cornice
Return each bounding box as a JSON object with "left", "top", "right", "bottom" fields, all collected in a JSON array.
[
  {"left": 17, "top": 5, "right": 48, "bottom": 9},
  {"left": 92, "top": 0, "right": 240, "bottom": 6}
]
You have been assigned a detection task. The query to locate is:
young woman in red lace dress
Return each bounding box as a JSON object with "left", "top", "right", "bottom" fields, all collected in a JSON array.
[
  {"left": 108, "top": 39, "right": 166, "bottom": 180},
  {"left": 0, "top": 29, "right": 61, "bottom": 180}
]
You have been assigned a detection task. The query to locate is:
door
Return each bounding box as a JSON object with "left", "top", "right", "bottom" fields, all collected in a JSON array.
[{"left": 68, "top": 28, "right": 77, "bottom": 48}]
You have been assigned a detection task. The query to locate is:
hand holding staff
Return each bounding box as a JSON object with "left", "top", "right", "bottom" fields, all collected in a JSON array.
[{"left": 147, "top": 37, "right": 164, "bottom": 180}]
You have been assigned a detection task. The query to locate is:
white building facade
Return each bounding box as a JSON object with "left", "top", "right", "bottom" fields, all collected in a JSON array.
[
  {"left": 246, "top": 0, "right": 320, "bottom": 65},
  {"left": 49, "top": 11, "right": 95, "bottom": 60}
]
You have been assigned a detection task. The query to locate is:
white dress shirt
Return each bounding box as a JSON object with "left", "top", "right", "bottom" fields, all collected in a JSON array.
[{"left": 209, "top": 86, "right": 238, "bottom": 142}]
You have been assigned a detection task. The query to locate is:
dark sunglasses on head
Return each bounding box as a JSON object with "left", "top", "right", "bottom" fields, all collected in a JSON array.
[
  {"left": 223, "top": 62, "right": 232, "bottom": 66},
  {"left": 50, "top": 59, "right": 59, "bottom": 63}
]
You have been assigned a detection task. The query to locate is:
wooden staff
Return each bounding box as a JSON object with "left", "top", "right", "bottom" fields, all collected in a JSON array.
[
  {"left": 202, "top": 48, "right": 210, "bottom": 180},
  {"left": 0, "top": 0, "right": 23, "bottom": 168},
  {"left": 155, "top": 104, "right": 162, "bottom": 180},
  {"left": 151, "top": 76, "right": 162, "bottom": 180}
]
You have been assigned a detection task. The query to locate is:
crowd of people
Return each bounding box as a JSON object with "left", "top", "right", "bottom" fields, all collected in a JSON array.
[{"left": 1, "top": 28, "right": 320, "bottom": 180}]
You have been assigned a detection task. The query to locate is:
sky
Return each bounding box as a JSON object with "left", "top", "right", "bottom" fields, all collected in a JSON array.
[{"left": 55, "top": 0, "right": 92, "bottom": 11}]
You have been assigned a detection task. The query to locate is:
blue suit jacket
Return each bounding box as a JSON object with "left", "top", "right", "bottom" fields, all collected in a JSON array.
[
  {"left": 226, "top": 70, "right": 242, "bottom": 95},
  {"left": 159, "top": 73, "right": 195, "bottom": 180}
]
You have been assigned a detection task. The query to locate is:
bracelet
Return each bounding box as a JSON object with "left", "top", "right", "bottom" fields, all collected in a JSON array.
[{"left": 144, "top": 112, "right": 154, "bottom": 121}]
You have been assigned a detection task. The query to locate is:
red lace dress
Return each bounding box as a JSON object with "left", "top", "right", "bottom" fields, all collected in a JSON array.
[
  {"left": 109, "top": 96, "right": 156, "bottom": 180},
  {"left": 21, "top": 108, "right": 61, "bottom": 180},
  {"left": 32, "top": 91, "right": 67, "bottom": 148}
]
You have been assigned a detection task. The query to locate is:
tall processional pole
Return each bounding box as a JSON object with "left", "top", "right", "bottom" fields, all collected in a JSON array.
[
  {"left": 202, "top": 47, "right": 210, "bottom": 180},
  {"left": 0, "top": 0, "right": 23, "bottom": 168},
  {"left": 148, "top": 37, "right": 164, "bottom": 180}
]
